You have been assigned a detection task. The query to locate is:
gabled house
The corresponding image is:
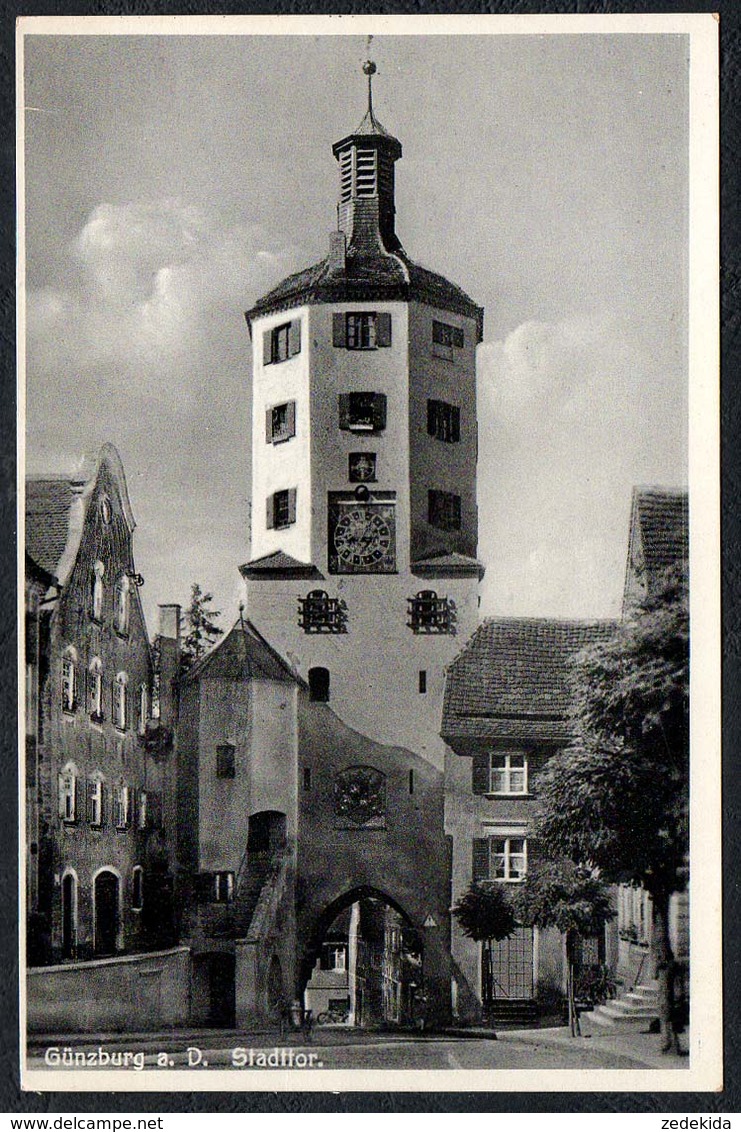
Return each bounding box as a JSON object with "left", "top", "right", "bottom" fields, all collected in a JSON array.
[
  {"left": 442, "top": 616, "right": 616, "bottom": 1023},
  {"left": 25, "top": 444, "right": 174, "bottom": 966},
  {"left": 617, "top": 486, "right": 689, "bottom": 986}
]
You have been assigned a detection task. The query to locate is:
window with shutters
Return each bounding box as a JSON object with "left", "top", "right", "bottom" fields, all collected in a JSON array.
[
  {"left": 267, "top": 488, "right": 297, "bottom": 531},
  {"left": 473, "top": 835, "right": 528, "bottom": 884},
  {"left": 333, "top": 311, "right": 392, "bottom": 350},
  {"left": 427, "top": 399, "right": 461, "bottom": 443},
  {"left": 58, "top": 765, "right": 78, "bottom": 823},
  {"left": 113, "top": 672, "right": 128, "bottom": 731},
  {"left": 298, "top": 590, "right": 348, "bottom": 634},
  {"left": 407, "top": 590, "right": 455, "bottom": 634},
  {"left": 87, "top": 777, "right": 104, "bottom": 827},
  {"left": 264, "top": 319, "right": 301, "bottom": 366},
  {"left": 489, "top": 752, "right": 528, "bottom": 795},
  {"left": 266, "top": 400, "right": 296, "bottom": 445},
  {"left": 132, "top": 866, "right": 144, "bottom": 910},
  {"left": 61, "top": 649, "right": 78, "bottom": 713},
  {"left": 216, "top": 742, "right": 236, "bottom": 779},
  {"left": 432, "top": 319, "right": 464, "bottom": 360},
  {"left": 113, "top": 783, "right": 131, "bottom": 830},
  {"left": 338, "top": 392, "right": 387, "bottom": 432},
  {"left": 88, "top": 658, "right": 103, "bottom": 721},
  {"left": 428, "top": 490, "right": 462, "bottom": 531}
]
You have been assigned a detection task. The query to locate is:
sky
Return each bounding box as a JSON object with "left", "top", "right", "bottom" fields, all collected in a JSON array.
[{"left": 22, "top": 28, "right": 690, "bottom": 633}]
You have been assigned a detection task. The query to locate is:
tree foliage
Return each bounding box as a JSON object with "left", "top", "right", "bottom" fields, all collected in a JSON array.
[
  {"left": 512, "top": 858, "right": 614, "bottom": 939},
  {"left": 180, "top": 583, "right": 224, "bottom": 672},
  {"left": 452, "top": 882, "right": 517, "bottom": 943},
  {"left": 534, "top": 565, "right": 689, "bottom": 896}
]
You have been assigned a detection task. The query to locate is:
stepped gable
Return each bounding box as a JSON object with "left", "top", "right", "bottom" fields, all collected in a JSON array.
[{"left": 441, "top": 616, "right": 616, "bottom": 742}]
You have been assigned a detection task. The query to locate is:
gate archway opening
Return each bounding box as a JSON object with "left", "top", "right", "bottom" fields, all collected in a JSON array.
[{"left": 303, "top": 888, "right": 423, "bottom": 1029}]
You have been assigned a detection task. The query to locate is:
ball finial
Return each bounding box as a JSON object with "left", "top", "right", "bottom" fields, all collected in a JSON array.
[{"left": 363, "top": 60, "right": 377, "bottom": 77}]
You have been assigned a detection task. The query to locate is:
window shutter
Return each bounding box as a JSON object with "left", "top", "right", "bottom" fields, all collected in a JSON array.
[
  {"left": 149, "top": 790, "right": 162, "bottom": 829},
  {"left": 288, "top": 319, "right": 301, "bottom": 357},
  {"left": 263, "top": 330, "right": 272, "bottom": 365},
  {"left": 86, "top": 779, "right": 95, "bottom": 823},
  {"left": 333, "top": 313, "right": 345, "bottom": 347},
  {"left": 452, "top": 405, "right": 461, "bottom": 442},
  {"left": 338, "top": 393, "right": 350, "bottom": 430},
  {"left": 472, "top": 750, "right": 489, "bottom": 795},
  {"left": 472, "top": 837, "right": 490, "bottom": 883},
  {"left": 265, "top": 408, "right": 273, "bottom": 444},
  {"left": 376, "top": 312, "right": 392, "bottom": 347},
  {"left": 266, "top": 495, "right": 275, "bottom": 529},
  {"left": 287, "top": 488, "right": 297, "bottom": 524},
  {"left": 427, "top": 400, "right": 436, "bottom": 436},
  {"left": 57, "top": 773, "right": 66, "bottom": 819},
  {"left": 286, "top": 400, "right": 296, "bottom": 439},
  {"left": 195, "top": 872, "right": 214, "bottom": 903},
  {"left": 372, "top": 393, "right": 387, "bottom": 431},
  {"left": 72, "top": 776, "right": 80, "bottom": 822},
  {"left": 100, "top": 783, "right": 108, "bottom": 827}
]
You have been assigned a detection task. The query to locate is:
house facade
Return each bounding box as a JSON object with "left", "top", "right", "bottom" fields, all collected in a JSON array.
[
  {"left": 25, "top": 445, "right": 176, "bottom": 967},
  {"left": 442, "top": 617, "right": 616, "bottom": 1022}
]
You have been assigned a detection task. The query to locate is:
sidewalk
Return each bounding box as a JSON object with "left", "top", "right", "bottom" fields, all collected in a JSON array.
[{"left": 499, "top": 1024, "right": 690, "bottom": 1070}]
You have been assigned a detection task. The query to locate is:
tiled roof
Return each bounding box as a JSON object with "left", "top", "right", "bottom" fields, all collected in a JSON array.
[
  {"left": 246, "top": 247, "right": 484, "bottom": 337},
  {"left": 350, "top": 107, "right": 397, "bottom": 140},
  {"left": 239, "top": 550, "right": 322, "bottom": 578},
  {"left": 442, "top": 617, "right": 616, "bottom": 740},
  {"left": 634, "top": 488, "right": 688, "bottom": 575},
  {"left": 412, "top": 551, "right": 485, "bottom": 579},
  {"left": 25, "top": 477, "right": 78, "bottom": 578},
  {"left": 183, "top": 619, "right": 301, "bottom": 685}
]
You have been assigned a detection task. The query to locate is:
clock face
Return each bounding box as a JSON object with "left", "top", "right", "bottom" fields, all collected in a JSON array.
[{"left": 328, "top": 495, "right": 396, "bottom": 574}]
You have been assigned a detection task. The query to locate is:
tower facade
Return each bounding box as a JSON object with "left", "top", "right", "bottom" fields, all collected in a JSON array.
[{"left": 242, "top": 69, "right": 484, "bottom": 769}]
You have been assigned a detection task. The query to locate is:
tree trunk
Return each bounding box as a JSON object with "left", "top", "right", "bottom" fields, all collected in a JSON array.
[
  {"left": 566, "top": 929, "right": 581, "bottom": 1037},
  {"left": 651, "top": 888, "right": 678, "bottom": 1053}
]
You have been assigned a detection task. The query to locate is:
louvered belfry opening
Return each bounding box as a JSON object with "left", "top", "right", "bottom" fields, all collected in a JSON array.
[{"left": 332, "top": 97, "right": 403, "bottom": 255}]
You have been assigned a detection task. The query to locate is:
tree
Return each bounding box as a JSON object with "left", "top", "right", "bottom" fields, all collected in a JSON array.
[
  {"left": 533, "top": 565, "right": 689, "bottom": 1051},
  {"left": 452, "top": 882, "right": 517, "bottom": 1006},
  {"left": 513, "top": 858, "right": 614, "bottom": 1036},
  {"left": 180, "top": 583, "right": 224, "bottom": 672}
]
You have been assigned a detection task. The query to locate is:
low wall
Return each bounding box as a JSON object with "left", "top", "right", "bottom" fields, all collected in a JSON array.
[{"left": 27, "top": 947, "right": 191, "bottom": 1033}]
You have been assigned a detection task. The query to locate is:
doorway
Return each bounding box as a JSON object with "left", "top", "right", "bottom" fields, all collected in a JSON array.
[{"left": 94, "top": 870, "right": 120, "bottom": 956}]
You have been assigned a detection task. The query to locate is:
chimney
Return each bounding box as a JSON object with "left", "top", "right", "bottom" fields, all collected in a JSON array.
[
  {"left": 328, "top": 230, "right": 346, "bottom": 273},
  {"left": 156, "top": 603, "right": 181, "bottom": 729}
]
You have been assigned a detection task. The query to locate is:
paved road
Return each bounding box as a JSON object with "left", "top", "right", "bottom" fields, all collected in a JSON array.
[{"left": 26, "top": 1034, "right": 650, "bottom": 1072}]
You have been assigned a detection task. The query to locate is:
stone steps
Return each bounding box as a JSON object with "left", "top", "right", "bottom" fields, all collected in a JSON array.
[{"left": 581, "top": 983, "right": 659, "bottom": 1031}]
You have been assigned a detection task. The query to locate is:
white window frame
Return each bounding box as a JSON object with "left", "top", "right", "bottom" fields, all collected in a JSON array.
[
  {"left": 89, "top": 657, "right": 103, "bottom": 719},
  {"left": 490, "top": 836, "right": 528, "bottom": 883},
  {"left": 137, "top": 790, "right": 148, "bottom": 831},
  {"left": 114, "top": 672, "right": 128, "bottom": 731},
  {"left": 346, "top": 312, "right": 377, "bottom": 350},
  {"left": 58, "top": 765, "right": 77, "bottom": 823},
  {"left": 92, "top": 561, "right": 105, "bottom": 621},
  {"left": 114, "top": 783, "right": 131, "bottom": 830},
  {"left": 488, "top": 751, "right": 528, "bottom": 795},
  {"left": 115, "top": 576, "right": 130, "bottom": 635},
  {"left": 61, "top": 649, "right": 77, "bottom": 713},
  {"left": 137, "top": 683, "right": 148, "bottom": 736},
  {"left": 213, "top": 872, "right": 234, "bottom": 903},
  {"left": 88, "top": 777, "right": 103, "bottom": 826},
  {"left": 132, "top": 865, "right": 144, "bottom": 911}
]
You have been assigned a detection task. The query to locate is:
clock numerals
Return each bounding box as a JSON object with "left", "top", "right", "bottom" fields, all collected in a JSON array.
[{"left": 329, "top": 500, "right": 396, "bottom": 574}]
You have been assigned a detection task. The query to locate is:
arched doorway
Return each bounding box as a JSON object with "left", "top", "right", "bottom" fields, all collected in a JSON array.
[
  {"left": 303, "top": 888, "right": 422, "bottom": 1029},
  {"left": 247, "top": 811, "right": 287, "bottom": 853},
  {"left": 94, "top": 870, "right": 120, "bottom": 957},
  {"left": 61, "top": 872, "right": 76, "bottom": 960}
]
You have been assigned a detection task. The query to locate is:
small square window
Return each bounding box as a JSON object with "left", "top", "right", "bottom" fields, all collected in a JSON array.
[
  {"left": 427, "top": 399, "right": 461, "bottom": 443},
  {"left": 216, "top": 743, "right": 236, "bottom": 779},
  {"left": 339, "top": 393, "right": 387, "bottom": 433},
  {"left": 428, "top": 490, "right": 462, "bottom": 531},
  {"left": 267, "top": 488, "right": 297, "bottom": 530},
  {"left": 267, "top": 401, "right": 296, "bottom": 445},
  {"left": 347, "top": 313, "right": 377, "bottom": 349}
]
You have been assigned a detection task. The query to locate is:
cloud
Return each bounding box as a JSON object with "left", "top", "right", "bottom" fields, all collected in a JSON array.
[
  {"left": 476, "top": 313, "right": 687, "bottom": 618},
  {"left": 26, "top": 199, "right": 303, "bottom": 405}
]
